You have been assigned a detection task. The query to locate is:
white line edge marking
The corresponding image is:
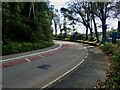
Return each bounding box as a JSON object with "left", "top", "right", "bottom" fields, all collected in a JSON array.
[
  {"left": 25, "top": 58, "right": 31, "bottom": 62},
  {"left": 38, "top": 55, "right": 45, "bottom": 59},
  {"left": 1, "top": 43, "right": 62, "bottom": 62},
  {"left": 84, "top": 56, "right": 87, "bottom": 59},
  {"left": 41, "top": 54, "right": 88, "bottom": 89}
]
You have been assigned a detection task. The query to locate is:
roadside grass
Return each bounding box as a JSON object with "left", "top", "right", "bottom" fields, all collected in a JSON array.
[
  {"left": 99, "top": 42, "right": 120, "bottom": 88},
  {"left": 2, "top": 41, "right": 54, "bottom": 55}
]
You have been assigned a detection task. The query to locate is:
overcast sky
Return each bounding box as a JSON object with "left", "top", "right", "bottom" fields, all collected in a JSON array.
[{"left": 49, "top": 0, "right": 118, "bottom": 34}]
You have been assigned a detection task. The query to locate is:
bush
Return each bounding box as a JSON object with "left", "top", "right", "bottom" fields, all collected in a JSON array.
[
  {"left": 99, "top": 41, "right": 120, "bottom": 88},
  {"left": 2, "top": 41, "right": 54, "bottom": 55},
  {"left": 100, "top": 42, "right": 115, "bottom": 55}
]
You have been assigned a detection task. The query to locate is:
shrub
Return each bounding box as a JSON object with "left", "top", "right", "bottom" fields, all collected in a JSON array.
[
  {"left": 2, "top": 41, "right": 54, "bottom": 55},
  {"left": 99, "top": 41, "right": 120, "bottom": 88},
  {"left": 100, "top": 42, "right": 115, "bottom": 55}
]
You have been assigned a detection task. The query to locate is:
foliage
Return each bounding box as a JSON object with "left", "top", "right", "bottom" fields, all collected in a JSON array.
[
  {"left": 2, "top": 2, "right": 53, "bottom": 43},
  {"left": 2, "top": 2, "right": 54, "bottom": 55},
  {"left": 99, "top": 42, "right": 120, "bottom": 88},
  {"left": 70, "top": 32, "right": 84, "bottom": 41},
  {"left": 2, "top": 41, "right": 54, "bottom": 55},
  {"left": 100, "top": 42, "right": 115, "bottom": 55},
  {"left": 0, "top": 41, "right": 2, "bottom": 55},
  {"left": 67, "top": 1, "right": 118, "bottom": 42}
]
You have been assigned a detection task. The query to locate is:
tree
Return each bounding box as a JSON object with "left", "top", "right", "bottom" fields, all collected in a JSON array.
[
  {"left": 53, "top": 9, "right": 60, "bottom": 36},
  {"left": 67, "top": 1, "right": 93, "bottom": 40},
  {"left": 90, "top": 2, "right": 100, "bottom": 42},
  {"left": 67, "top": 10, "right": 77, "bottom": 34},
  {"left": 89, "top": 2, "right": 113, "bottom": 42},
  {"left": 2, "top": 2, "right": 54, "bottom": 43},
  {"left": 68, "top": 1, "right": 116, "bottom": 42},
  {"left": 115, "top": 1, "right": 120, "bottom": 32},
  {"left": 60, "top": 7, "right": 68, "bottom": 37},
  {"left": 0, "top": 1, "right": 1, "bottom": 41}
]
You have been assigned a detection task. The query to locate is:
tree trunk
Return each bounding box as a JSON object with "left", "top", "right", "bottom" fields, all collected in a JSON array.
[
  {"left": 85, "top": 27, "right": 88, "bottom": 40},
  {"left": 118, "top": 21, "right": 120, "bottom": 32},
  {"left": 89, "top": 24, "right": 93, "bottom": 41},
  {"left": 59, "top": 25, "right": 62, "bottom": 35},
  {"left": 92, "top": 13, "right": 99, "bottom": 42},
  {"left": 88, "top": 3, "right": 93, "bottom": 40},
  {"left": 102, "top": 18, "right": 107, "bottom": 42},
  {"left": 64, "top": 26, "right": 67, "bottom": 37},
  {"left": 54, "top": 22, "right": 57, "bottom": 36},
  {"left": 63, "top": 17, "right": 67, "bottom": 37}
]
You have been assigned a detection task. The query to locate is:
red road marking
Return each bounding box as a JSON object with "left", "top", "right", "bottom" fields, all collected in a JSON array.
[
  {"left": 2, "top": 58, "right": 27, "bottom": 68},
  {"left": 27, "top": 55, "right": 42, "bottom": 61},
  {"left": 62, "top": 44, "right": 70, "bottom": 47},
  {"left": 1, "top": 44, "right": 70, "bottom": 68},
  {"left": 41, "top": 52, "right": 52, "bottom": 57}
]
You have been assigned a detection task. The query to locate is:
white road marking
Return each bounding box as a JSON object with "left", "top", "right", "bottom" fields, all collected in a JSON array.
[
  {"left": 41, "top": 45, "right": 89, "bottom": 89},
  {"left": 1, "top": 43, "right": 62, "bottom": 62},
  {"left": 49, "top": 52, "right": 54, "bottom": 54},
  {"left": 38, "top": 55, "right": 45, "bottom": 59},
  {"left": 25, "top": 58, "right": 31, "bottom": 62},
  {"left": 84, "top": 56, "right": 87, "bottom": 59},
  {"left": 41, "top": 53, "right": 89, "bottom": 89}
]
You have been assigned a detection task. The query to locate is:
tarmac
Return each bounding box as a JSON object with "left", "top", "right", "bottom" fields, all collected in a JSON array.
[{"left": 48, "top": 45, "right": 109, "bottom": 88}]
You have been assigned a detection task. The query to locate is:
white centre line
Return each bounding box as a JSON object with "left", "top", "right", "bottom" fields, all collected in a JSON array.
[{"left": 25, "top": 58, "right": 31, "bottom": 62}]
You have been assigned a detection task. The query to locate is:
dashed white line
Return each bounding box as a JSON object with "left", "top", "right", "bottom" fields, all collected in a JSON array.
[
  {"left": 25, "top": 58, "right": 31, "bottom": 62},
  {"left": 38, "top": 55, "right": 46, "bottom": 59},
  {"left": 84, "top": 56, "right": 87, "bottom": 59},
  {"left": 1, "top": 43, "right": 62, "bottom": 62}
]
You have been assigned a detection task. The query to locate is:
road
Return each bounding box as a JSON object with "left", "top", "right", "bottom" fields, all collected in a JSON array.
[
  {"left": 2, "top": 41, "right": 88, "bottom": 88},
  {"left": 49, "top": 45, "right": 108, "bottom": 88}
]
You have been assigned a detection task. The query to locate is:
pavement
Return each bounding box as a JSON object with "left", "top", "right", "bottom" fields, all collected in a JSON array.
[
  {"left": 2, "top": 41, "right": 88, "bottom": 88},
  {"left": 47, "top": 45, "right": 109, "bottom": 89}
]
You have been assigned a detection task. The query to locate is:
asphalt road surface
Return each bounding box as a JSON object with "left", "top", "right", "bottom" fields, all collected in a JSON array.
[
  {"left": 2, "top": 41, "right": 88, "bottom": 88},
  {"left": 48, "top": 45, "right": 108, "bottom": 89}
]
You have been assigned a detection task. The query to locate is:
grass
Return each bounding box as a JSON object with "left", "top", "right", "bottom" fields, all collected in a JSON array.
[
  {"left": 99, "top": 42, "right": 120, "bottom": 88},
  {"left": 2, "top": 41, "right": 54, "bottom": 55}
]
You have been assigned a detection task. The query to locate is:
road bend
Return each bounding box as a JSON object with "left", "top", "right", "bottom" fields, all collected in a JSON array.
[{"left": 2, "top": 40, "right": 88, "bottom": 88}]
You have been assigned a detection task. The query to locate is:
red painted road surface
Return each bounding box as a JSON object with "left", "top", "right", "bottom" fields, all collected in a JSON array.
[{"left": 1, "top": 44, "right": 70, "bottom": 69}]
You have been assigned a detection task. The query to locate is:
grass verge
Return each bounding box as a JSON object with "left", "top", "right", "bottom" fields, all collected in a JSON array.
[{"left": 99, "top": 42, "right": 120, "bottom": 88}]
